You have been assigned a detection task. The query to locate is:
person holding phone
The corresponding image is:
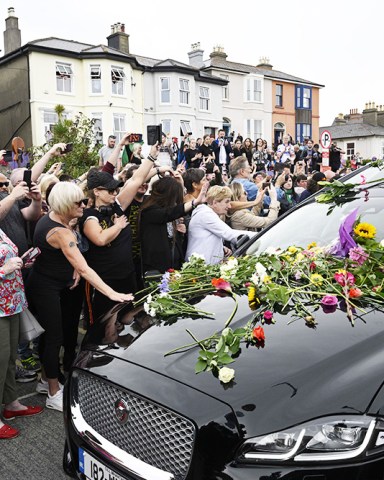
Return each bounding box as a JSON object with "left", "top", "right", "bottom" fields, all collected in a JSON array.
[
  {"left": 0, "top": 228, "right": 44, "bottom": 439},
  {"left": 211, "top": 129, "right": 233, "bottom": 171},
  {"left": 80, "top": 137, "right": 161, "bottom": 324}
]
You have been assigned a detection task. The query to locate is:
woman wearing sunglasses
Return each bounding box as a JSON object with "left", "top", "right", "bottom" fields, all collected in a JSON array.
[
  {"left": 25, "top": 182, "right": 134, "bottom": 413},
  {"left": 80, "top": 140, "right": 161, "bottom": 328}
]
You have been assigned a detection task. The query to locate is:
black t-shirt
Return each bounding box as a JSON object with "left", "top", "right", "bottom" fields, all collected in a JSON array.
[
  {"left": 124, "top": 198, "right": 143, "bottom": 261},
  {"left": 198, "top": 144, "right": 214, "bottom": 158},
  {"left": 0, "top": 192, "right": 30, "bottom": 255},
  {"left": 79, "top": 203, "right": 134, "bottom": 280}
]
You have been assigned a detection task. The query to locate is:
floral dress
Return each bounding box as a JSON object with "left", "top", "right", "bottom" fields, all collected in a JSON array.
[{"left": 0, "top": 229, "right": 27, "bottom": 317}]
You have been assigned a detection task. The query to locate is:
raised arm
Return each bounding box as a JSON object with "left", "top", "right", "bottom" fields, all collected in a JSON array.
[{"left": 31, "top": 143, "right": 66, "bottom": 182}]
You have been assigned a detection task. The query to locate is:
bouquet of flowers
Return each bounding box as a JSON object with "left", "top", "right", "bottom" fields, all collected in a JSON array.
[{"left": 137, "top": 212, "right": 384, "bottom": 384}]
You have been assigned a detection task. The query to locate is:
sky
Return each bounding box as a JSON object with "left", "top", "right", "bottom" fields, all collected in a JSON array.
[{"left": 1, "top": 0, "right": 383, "bottom": 127}]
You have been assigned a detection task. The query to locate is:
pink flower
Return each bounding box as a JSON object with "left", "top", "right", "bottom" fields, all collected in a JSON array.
[
  {"left": 263, "top": 310, "right": 273, "bottom": 321},
  {"left": 348, "top": 246, "right": 368, "bottom": 265},
  {"left": 211, "top": 278, "right": 232, "bottom": 292},
  {"left": 320, "top": 295, "right": 338, "bottom": 306},
  {"left": 360, "top": 174, "right": 366, "bottom": 185},
  {"left": 334, "top": 271, "right": 355, "bottom": 287}
]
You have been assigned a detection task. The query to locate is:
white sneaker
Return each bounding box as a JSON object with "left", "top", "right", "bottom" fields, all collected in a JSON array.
[
  {"left": 36, "top": 379, "right": 64, "bottom": 395},
  {"left": 46, "top": 388, "right": 63, "bottom": 412}
]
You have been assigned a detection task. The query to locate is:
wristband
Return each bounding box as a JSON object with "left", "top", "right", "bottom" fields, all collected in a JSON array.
[
  {"left": 0, "top": 269, "right": 6, "bottom": 279},
  {"left": 147, "top": 154, "right": 156, "bottom": 163},
  {"left": 191, "top": 200, "right": 196, "bottom": 210},
  {"left": 156, "top": 167, "right": 161, "bottom": 177}
]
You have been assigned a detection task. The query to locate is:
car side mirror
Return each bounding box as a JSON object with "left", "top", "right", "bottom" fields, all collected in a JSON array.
[{"left": 234, "top": 234, "right": 250, "bottom": 250}]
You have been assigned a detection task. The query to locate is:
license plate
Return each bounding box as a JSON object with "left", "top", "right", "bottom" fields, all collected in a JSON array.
[{"left": 79, "top": 448, "right": 125, "bottom": 480}]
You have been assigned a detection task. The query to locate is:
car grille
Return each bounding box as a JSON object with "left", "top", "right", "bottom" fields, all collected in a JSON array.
[{"left": 77, "top": 371, "right": 196, "bottom": 480}]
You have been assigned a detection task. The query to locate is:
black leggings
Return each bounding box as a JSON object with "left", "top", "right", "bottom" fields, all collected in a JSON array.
[{"left": 26, "top": 271, "right": 69, "bottom": 379}]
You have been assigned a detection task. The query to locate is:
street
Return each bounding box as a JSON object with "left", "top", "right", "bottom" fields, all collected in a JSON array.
[{"left": 0, "top": 379, "right": 70, "bottom": 480}]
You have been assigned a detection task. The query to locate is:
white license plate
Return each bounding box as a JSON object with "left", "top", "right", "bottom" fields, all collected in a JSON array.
[{"left": 79, "top": 448, "right": 125, "bottom": 480}]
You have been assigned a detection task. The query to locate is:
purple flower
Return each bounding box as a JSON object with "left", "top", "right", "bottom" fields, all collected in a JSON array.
[
  {"left": 159, "top": 272, "right": 170, "bottom": 294},
  {"left": 320, "top": 295, "right": 338, "bottom": 314},
  {"left": 328, "top": 208, "right": 358, "bottom": 257},
  {"left": 320, "top": 295, "right": 338, "bottom": 306},
  {"left": 348, "top": 245, "right": 369, "bottom": 265}
]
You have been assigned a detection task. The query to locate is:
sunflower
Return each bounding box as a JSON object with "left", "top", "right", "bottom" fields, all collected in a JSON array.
[
  {"left": 354, "top": 222, "right": 376, "bottom": 239},
  {"left": 248, "top": 286, "right": 260, "bottom": 310},
  {"left": 306, "top": 241, "right": 317, "bottom": 250}
]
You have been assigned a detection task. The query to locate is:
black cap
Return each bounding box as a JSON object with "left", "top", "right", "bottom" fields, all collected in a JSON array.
[
  {"left": 87, "top": 171, "right": 124, "bottom": 190},
  {"left": 312, "top": 172, "right": 326, "bottom": 182}
]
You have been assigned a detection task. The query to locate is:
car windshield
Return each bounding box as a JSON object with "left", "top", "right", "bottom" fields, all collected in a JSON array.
[{"left": 246, "top": 193, "right": 384, "bottom": 255}]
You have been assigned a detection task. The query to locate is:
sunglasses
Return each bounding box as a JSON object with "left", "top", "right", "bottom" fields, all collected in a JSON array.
[
  {"left": 74, "top": 198, "right": 89, "bottom": 207},
  {"left": 98, "top": 188, "right": 118, "bottom": 195},
  {"left": 0, "top": 182, "right": 9, "bottom": 187}
]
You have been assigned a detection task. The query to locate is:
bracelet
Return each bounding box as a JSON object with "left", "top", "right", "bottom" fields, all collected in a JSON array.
[
  {"left": 0, "top": 269, "right": 6, "bottom": 279},
  {"left": 156, "top": 167, "right": 161, "bottom": 177},
  {"left": 191, "top": 199, "right": 196, "bottom": 210},
  {"left": 147, "top": 154, "right": 156, "bottom": 163}
]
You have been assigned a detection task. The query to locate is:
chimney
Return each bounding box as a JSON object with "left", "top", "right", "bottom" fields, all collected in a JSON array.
[
  {"left": 377, "top": 104, "right": 384, "bottom": 127},
  {"left": 332, "top": 113, "right": 347, "bottom": 126},
  {"left": 107, "top": 22, "right": 129, "bottom": 54},
  {"left": 188, "top": 42, "right": 204, "bottom": 68},
  {"left": 257, "top": 56, "right": 273, "bottom": 70},
  {"left": 346, "top": 108, "right": 363, "bottom": 124},
  {"left": 362, "top": 101, "right": 378, "bottom": 126},
  {"left": 3, "top": 7, "right": 21, "bottom": 55},
  {"left": 209, "top": 45, "right": 227, "bottom": 60}
]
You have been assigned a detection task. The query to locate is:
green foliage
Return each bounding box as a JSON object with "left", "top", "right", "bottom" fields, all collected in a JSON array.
[{"left": 30, "top": 108, "right": 100, "bottom": 178}]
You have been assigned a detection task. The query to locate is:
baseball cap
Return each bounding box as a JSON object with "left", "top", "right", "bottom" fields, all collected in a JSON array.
[{"left": 87, "top": 171, "right": 124, "bottom": 190}]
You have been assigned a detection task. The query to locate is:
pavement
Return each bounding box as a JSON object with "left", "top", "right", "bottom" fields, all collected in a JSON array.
[{"left": 0, "top": 378, "right": 71, "bottom": 480}]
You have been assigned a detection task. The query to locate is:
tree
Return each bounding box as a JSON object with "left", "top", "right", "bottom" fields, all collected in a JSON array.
[{"left": 30, "top": 105, "right": 100, "bottom": 178}]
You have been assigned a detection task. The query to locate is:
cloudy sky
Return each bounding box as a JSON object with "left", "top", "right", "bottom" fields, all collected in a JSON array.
[{"left": 1, "top": 0, "right": 382, "bottom": 126}]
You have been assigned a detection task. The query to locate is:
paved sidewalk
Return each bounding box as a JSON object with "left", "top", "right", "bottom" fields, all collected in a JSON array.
[{"left": 0, "top": 380, "right": 70, "bottom": 480}]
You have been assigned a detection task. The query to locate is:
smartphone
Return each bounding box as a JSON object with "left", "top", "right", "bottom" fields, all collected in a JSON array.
[
  {"left": 23, "top": 170, "right": 32, "bottom": 189},
  {"left": 62, "top": 143, "right": 73, "bottom": 154},
  {"left": 205, "top": 162, "right": 214, "bottom": 174},
  {"left": 262, "top": 181, "right": 271, "bottom": 190},
  {"left": 147, "top": 125, "right": 162, "bottom": 146},
  {"left": 22, "top": 247, "right": 41, "bottom": 265},
  {"left": 127, "top": 133, "right": 143, "bottom": 143}
]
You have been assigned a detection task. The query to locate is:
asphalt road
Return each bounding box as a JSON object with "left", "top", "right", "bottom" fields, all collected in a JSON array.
[{"left": 0, "top": 379, "right": 71, "bottom": 480}]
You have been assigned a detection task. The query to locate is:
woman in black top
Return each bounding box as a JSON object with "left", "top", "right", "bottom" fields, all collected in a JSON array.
[
  {"left": 139, "top": 175, "right": 208, "bottom": 275},
  {"left": 26, "top": 182, "right": 133, "bottom": 412},
  {"left": 232, "top": 138, "right": 243, "bottom": 158},
  {"left": 81, "top": 142, "right": 160, "bottom": 324},
  {"left": 242, "top": 137, "right": 254, "bottom": 166},
  {"left": 184, "top": 138, "right": 202, "bottom": 169}
]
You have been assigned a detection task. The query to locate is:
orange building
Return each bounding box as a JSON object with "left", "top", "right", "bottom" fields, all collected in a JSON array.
[{"left": 270, "top": 72, "right": 322, "bottom": 146}]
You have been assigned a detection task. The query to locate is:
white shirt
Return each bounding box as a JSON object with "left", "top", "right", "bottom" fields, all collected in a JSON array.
[{"left": 186, "top": 204, "right": 256, "bottom": 264}]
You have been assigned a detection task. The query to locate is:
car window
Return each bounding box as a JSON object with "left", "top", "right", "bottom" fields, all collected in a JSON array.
[{"left": 246, "top": 196, "right": 384, "bottom": 255}]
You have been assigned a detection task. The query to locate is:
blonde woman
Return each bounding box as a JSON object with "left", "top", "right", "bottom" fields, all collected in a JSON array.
[
  {"left": 227, "top": 182, "right": 280, "bottom": 231},
  {"left": 186, "top": 185, "right": 256, "bottom": 264}
]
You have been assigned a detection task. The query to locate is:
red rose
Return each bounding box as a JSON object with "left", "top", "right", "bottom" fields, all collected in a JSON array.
[
  {"left": 252, "top": 326, "right": 265, "bottom": 342},
  {"left": 349, "top": 287, "right": 363, "bottom": 298}
]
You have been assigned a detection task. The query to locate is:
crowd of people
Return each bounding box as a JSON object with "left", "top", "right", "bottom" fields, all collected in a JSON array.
[{"left": 0, "top": 129, "right": 363, "bottom": 439}]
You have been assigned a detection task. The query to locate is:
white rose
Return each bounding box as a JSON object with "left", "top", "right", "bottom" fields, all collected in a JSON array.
[
  {"left": 380, "top": 239, "right": 384, "bottom": 248},
  {"left": 143, "top": 302, "right": 150, "bottom": 314},
  {"left": 218, "top": 367, "right": 235, "bottom": 383},
  {"left": 264, "top": 246, "right": 280, "bottom": 255},
  {"left": 149, "top": 308, "right": 156, "bottom": 317}
]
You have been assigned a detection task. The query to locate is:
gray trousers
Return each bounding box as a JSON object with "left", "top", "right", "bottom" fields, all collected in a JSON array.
[{"left": 0, "top": 314, "right": 19, "bottom": 406}]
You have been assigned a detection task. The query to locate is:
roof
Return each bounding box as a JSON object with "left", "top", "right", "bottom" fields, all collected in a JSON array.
[
  {"left": 1, "top": 37, "right": 226, "bottom": 84},
  {"left": 204, "top": 56, "right": 324, "bottom": 87},
  {"left": 320, "top": 123, "right": 384, "bottom": 139}
]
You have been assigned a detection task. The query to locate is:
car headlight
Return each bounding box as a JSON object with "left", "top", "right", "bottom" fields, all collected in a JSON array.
[{"left": 238, "top": 415, "right": 379, "bottom": 462}]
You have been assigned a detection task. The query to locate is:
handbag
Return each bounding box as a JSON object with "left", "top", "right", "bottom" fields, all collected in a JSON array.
[{"left": 19, "top": 308, "right": 45, "bottom": 342}]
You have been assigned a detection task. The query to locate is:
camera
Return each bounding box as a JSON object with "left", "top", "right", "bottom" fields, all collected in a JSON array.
[
  {"left": 205, "top": 162, "right": 214, "bottom": 174},
  {"left": 262, "top": 181, "right": 270, "bottom": 190},
  {"left": 61, "top": 143, "right": 73, "bottom": 154}
]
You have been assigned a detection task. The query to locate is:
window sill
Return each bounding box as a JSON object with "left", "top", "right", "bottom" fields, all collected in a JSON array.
[
  {"left": 275, "top": 105, "right": 284, "bottom": 109},
  {"left": 56, "top": 91, "right": 75, "bottom": 96}
]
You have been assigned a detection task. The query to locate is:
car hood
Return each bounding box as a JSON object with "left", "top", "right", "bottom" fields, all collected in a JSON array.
[{"left": 83, "top": 294, "right": 384, "bottom": 437}]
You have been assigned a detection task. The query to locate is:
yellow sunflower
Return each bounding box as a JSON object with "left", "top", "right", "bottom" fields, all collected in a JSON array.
[
  {"left": 354, "top": 223, "right": 376, "bottom": 239},
  {"left": 248, "top": 286, "right": 260, "bottom": 310},
  {"left": 306, "top": 241, "right": 317, "bottom": 250}
]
